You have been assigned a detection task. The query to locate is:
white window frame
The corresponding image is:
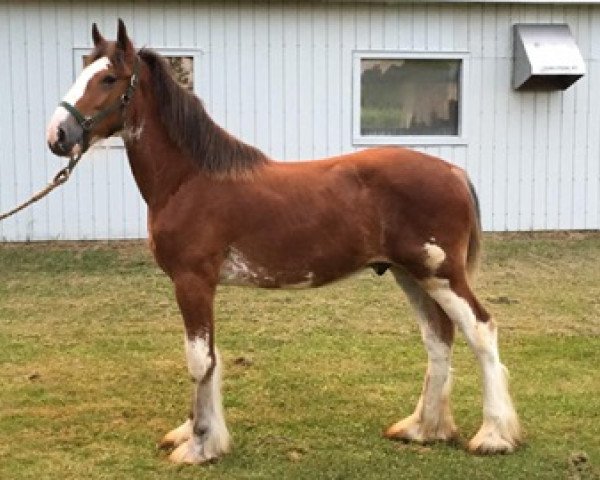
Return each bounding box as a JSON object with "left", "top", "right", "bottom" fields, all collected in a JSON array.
[
  {"left": 72, "top": 47, "right": 203, "bottom": 148},
  {"left": 352, "top": 51, "right": 469, "bottom": 146}
]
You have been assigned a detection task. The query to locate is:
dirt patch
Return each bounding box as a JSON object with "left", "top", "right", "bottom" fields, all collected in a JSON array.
[{"left": 568, "top": 452, "right": 600, "bottom": 480}]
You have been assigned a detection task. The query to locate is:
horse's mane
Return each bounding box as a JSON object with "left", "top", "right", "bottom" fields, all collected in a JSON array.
[{"left": 137, "top": 48, "right": 269, "bottom": 175}]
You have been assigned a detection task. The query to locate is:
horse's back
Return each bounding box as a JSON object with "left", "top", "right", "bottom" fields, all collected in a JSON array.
[
  {"left": 276, "top": 147, "right": 466, "bottom": 193},
  {"left": 285, "top": 146, "right": 473, "bottom": 223}
]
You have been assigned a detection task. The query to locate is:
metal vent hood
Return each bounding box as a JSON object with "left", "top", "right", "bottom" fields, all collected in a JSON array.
[{"left": 513, "top": 24, "right": 585, "bottom": 91}]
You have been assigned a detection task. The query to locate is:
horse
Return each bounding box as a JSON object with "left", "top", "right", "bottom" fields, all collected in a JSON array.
[{"left": 46, "top": 20, "right": 521, "bottom": 464}]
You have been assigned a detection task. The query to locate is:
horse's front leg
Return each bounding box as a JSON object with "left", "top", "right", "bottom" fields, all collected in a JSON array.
[{"left": 161, "top": 272, "right": 230, "bottom": 464}]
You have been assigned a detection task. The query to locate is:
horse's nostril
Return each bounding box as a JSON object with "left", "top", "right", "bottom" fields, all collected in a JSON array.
[{"left": 57, "top": 127, "right": 66, "bottom": 143}]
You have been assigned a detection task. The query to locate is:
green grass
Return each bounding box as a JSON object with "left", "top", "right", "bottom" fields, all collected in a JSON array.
[{"left": 1, "top": 233, "right": 599, "bottom": 479}]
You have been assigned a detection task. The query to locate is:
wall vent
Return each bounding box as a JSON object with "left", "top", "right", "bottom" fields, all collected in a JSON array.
[{"left": 513, "top": 24, "right": 585, "bottom": 91}]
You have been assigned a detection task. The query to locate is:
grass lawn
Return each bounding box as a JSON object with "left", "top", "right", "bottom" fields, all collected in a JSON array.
[{"left": 0, "top": 233, "right": 599, "bottom": 479}]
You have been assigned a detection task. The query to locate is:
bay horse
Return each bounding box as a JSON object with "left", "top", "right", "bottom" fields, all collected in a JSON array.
[{"left": 46, "top": 20, "right": 521, "bottom": 464}]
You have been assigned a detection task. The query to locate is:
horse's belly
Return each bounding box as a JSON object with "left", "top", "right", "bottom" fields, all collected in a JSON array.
[{"left": 218, "top": 247, "right": 315, "bottom": 289}]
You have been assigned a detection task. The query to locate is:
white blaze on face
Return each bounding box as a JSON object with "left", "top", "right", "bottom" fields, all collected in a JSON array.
[
  {"left": 46, "top": 56, "right": 112, "bottom": 145},
  {"left": 64, "top": 56, "right": 112, "bottom": 105}
]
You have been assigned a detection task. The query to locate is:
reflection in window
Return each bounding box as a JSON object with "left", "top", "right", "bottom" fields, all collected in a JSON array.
[
  {"left": 165, "top": 56, "right": 194, "bottom": 92},
  {"left": 360, "top": 59, "right": 460, "bottom": 137}
]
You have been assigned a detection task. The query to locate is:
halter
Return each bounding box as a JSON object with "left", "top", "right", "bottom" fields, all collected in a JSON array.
[
  {"left": 1, "top": 58, "right": 141, "bottom": 222},
  {"left": 59, "top": 57, "right": 140, "bottom": 153}
]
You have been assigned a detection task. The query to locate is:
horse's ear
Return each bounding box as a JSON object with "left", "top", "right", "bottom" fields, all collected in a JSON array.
[
  {"left": 116, "top": 18, "right": 133, "bottom": 54},
  {"left": 92, "top": 23, "right": 105, "bottom": 47}
]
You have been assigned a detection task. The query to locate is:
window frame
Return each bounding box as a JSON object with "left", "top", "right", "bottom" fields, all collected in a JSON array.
[
  {"left": 352, "top": 50, "right": 469, "bottom": 146},
  {"left": 72, "top": 47, "right": 203, "bottom": 149}
]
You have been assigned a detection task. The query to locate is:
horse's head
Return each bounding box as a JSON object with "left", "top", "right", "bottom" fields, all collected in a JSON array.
[{"left": 47, "top": 19, "right": 138, "bottom": 158}]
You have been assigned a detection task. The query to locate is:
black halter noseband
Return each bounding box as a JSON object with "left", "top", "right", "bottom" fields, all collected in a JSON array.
[{"left": 59, "top": 57, "right": 140, "bottom": 152}]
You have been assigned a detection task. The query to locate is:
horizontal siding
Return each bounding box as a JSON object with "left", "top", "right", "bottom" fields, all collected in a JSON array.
[{"left": 0, "top": 0, "right": 599, "bottom": 240}]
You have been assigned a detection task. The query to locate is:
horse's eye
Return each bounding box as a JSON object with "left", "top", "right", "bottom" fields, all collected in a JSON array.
[{"left": 102, "top": 75, "right": 117, "bottom": 86}]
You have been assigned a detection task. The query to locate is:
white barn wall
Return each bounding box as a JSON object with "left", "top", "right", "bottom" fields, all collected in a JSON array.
[{"left": 0, "top": 1, "right": 599, "bottom": 240}]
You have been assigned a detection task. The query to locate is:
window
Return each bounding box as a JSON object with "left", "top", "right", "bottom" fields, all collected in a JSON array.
[
  {"left": 164, "top": 56, "right": 195, "bottom": 92},
  {"left": 73, "top": 48, "right": 201, "bottom": 148},
  {"left": 353, "top": 52, "right": 468, "bottom": 145}
]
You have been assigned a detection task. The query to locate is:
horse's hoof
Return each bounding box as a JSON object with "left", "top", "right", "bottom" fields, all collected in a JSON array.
[
  {"left": 468, "top": 435, "right": 515, "bottom": 454},
  {"left": 384, "top": 415, "right": 424, "bottom": 442},
  {"left": 384, "top": 414, "right": 457, "bottom": 443},
  {"left": 168, "top": 439, "right": 214, "bottom": 465},
  {"left": 167, "top": 426, "right": 230, "bottom": 465},
  {"left": 159, "top": 419, "right": 192, "bottom": 450},
  {"left": 468, "top": 421, "right": 521, "bottom": 454}
]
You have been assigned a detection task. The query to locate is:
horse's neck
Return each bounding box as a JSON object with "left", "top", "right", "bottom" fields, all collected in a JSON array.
[{"left": 122, "top": 99, "right": 196, "bottom": 210}]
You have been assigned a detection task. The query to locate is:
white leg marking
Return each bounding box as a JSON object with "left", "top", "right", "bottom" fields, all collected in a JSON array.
[
  {"left": 417, "top": 319, "right": 456, "bottom": 440},
  {"left": 46, "top": 57, "right": 112, "bottom": 145},
  {"left": 424, "top": 279, "right": 521, "bottom": 453},
  {"left": 170, "top": 346, "right": 230, "bottom": 464},
  {"left": 386, "top": 273, "right": 456, "bottom": 442},
  {"left": 185, "top": 335, "right": 211, "bottom": 381},
  {"left": 386, "top": 336, "right": 456, "bottom": 442}
]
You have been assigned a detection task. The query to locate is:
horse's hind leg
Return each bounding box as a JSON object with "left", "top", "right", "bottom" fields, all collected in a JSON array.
[
  {"left": 385, "top": 269, "right": 458, "bottom": 443},
  {"left": 422, "top": 272, "right": 521, "bottom": 453}
]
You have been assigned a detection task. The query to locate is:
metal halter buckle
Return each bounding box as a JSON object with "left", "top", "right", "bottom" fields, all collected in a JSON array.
[{"left": 81, "top": 117, "right": 95, "bottom": 131}]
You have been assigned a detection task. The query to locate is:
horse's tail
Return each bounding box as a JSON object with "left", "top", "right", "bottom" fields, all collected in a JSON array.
[{"left": 465, "top": 175, "right": 482, "bottom": 279}]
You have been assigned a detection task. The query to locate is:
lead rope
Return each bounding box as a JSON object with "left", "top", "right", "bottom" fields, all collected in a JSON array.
[
  {"left": 0, "top": 153, "right": 81, "bottom": 222},
  {"left": 0, "top": 57, "right": 140, "bottom": 223}
]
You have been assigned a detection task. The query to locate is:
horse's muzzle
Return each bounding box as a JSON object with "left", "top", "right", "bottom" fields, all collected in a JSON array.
[{"left": 46, "top": 108, "right": 84, "bottom": 157}]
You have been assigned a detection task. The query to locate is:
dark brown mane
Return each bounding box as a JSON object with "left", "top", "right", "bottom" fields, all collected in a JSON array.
[{"left": 138, "top": 48, "right": 270, "bottom": 174}]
